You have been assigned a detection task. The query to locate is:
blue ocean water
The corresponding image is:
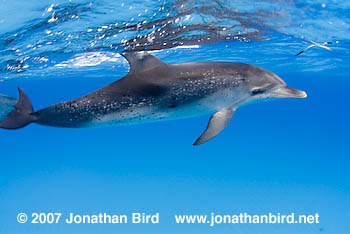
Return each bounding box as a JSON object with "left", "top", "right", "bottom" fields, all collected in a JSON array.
[{"left": 0, "top": 0, "right": 349, "bottom": 233}]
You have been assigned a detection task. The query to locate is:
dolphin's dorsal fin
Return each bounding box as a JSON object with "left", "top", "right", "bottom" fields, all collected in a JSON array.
[
  {"left": 193, "top": 108, "right": 236, "bottom": 146},
  {"left": 121, "top": 51, "right": 167, "bottom": 74}
]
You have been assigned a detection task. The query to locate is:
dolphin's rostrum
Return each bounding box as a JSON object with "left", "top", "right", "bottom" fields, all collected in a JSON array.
[{"left": 0, "top": 52, "right": 307, "bottom": 145}]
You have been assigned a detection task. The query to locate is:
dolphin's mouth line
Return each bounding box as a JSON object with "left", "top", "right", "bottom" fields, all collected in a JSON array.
[{"left": 270, "top": 86, "right": 307, "bottom": 99}]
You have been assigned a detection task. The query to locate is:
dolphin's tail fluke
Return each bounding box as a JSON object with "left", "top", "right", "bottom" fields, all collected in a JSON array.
[{"left": 0, "top": 88, "right": 37, "bottom": 129}]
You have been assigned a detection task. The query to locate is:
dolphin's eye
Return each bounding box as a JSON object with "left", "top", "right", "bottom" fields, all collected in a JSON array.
[{"left": 251, "top": 88, "right": 265, "bottom": 95}]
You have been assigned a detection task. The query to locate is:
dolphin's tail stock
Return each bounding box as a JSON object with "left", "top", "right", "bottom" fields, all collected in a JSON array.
[{"left": 0, "top": 88, "right": 37, "bottom": 129}]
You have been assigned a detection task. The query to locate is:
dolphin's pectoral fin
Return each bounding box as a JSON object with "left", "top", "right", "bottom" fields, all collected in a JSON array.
[
  {"left": 121, "top": 51, "right": 168, "bottom": 74},
  {"left": 193, "top": 108, "right": 235, "bottom": 146}
]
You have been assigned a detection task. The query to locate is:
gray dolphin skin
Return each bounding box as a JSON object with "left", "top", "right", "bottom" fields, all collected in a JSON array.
[{"left": 0, "top": 52, "right": 307, "bottom": 145}]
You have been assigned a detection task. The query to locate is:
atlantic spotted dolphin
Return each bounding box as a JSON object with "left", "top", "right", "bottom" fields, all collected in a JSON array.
[{"left": 0, "top": 52, "right": 306, "bottom": 145}]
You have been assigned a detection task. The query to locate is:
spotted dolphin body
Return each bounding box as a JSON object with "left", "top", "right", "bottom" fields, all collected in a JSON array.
[{"left": 0, "top": 52, "right": 306, "bottom": 145}]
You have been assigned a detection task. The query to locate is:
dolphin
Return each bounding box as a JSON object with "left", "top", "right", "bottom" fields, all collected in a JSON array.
[{"left": 0, "top": 51, "right": 306, "bottom": 145}]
